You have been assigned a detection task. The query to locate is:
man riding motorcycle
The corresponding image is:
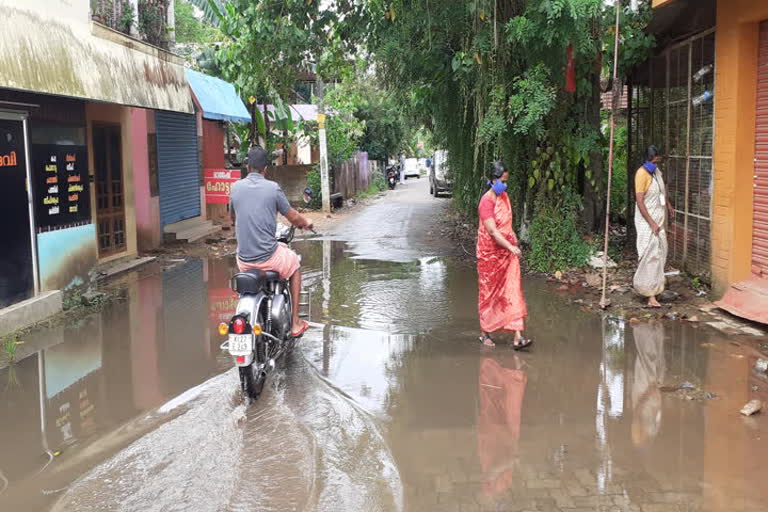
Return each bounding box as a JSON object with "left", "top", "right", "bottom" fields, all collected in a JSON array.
[{"left": 229, "top": 146, "right": 313, "bottom": 338}]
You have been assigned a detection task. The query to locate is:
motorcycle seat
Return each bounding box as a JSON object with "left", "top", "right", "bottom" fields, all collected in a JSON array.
[{"left": 232, "top": 270, "right": 282, "bottom": 294}]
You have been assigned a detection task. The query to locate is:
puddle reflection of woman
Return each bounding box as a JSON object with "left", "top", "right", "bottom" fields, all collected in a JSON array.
[
  {"left": 476, "top": 161, "right": 532, "bottom": 350},
  {"left": 631, "top": 322, "right": 666, "bottom": 447},
  {"left": 477, "top": 356, "right": 527, "bottom": 499}
]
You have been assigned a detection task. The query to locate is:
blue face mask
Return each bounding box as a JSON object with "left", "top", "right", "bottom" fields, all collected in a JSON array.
[{"left": 491, "top": 180, "right": 507, "bottom": 195}]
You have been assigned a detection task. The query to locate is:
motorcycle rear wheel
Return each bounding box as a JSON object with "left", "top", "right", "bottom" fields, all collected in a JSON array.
[
  {"left": 239, "top": 364, "right": 265, "bottom": 401},
  {"left": 239, "top": 308, "right": 268, "bottom": 401}
]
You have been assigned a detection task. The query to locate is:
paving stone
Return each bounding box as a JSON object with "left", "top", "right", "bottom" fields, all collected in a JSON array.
[
  {"left": 646, "top": 492, "right": 696, "bottom": 505},
  {"left": 527, "top": 479, "right": 562, "bottom": 490},
  {"left": 524, "top": 488, "right": 556, "bottom": 499},
  {"left": 573, "top": 469, "right": 595, "bottom": 487},
  {"left": 436, "top": 474, "right": 453, "bottom": 493},
  {"left": 534, "top": 497, "right": 560, "bottom": 512},
  {"left": 641, "top": 504, "right": 680, "bottom": 512},
  {"left": 549, "top": 489, "right": 575, "bottom": 509},
  {"left": 563, "top": 479, "right": 589, "bottom": 497}
]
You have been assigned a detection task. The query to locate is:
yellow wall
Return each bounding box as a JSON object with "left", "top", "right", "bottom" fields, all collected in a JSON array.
[
  {"left": 711, "top": 1, "right": 768, "bottom": 295},
  {"left": 85, "top": 103, "right": 138, "bottom": 263}
]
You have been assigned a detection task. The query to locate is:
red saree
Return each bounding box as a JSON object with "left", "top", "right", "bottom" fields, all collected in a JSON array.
[{"left": 476, "top": 192, "right": 527, "bottom": 333}]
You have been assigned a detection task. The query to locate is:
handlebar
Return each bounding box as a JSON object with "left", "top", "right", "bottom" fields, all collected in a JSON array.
[{"left": 281, "top": 225, "right": 317, "bottom": 243}]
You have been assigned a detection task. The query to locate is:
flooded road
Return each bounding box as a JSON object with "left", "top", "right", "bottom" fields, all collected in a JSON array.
[{"left": 2, "top": 178, "right": 768, "bottom": 511}]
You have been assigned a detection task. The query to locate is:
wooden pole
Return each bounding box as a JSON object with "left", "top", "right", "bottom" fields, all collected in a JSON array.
[{"left": 600, "top": 0, "right": 622, "bottom": 309}]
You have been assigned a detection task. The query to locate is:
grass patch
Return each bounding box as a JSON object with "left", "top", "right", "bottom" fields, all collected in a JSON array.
[{"left": 2, "top": 336, "right": 23, "bottom": 364}]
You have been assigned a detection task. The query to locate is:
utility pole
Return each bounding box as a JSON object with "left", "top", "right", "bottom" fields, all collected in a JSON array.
[
  {"left": 599, "top": 0, "right": 622, "bottom": 310},
  {"left": 317, "top": 113, "right": 332, "bottom": 213},
  {"left": 316, "top": 77, "right": 331, "bottom": 213}
]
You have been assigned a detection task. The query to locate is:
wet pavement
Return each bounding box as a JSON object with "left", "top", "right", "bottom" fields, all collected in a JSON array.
[{"left": 1, "top": 178, "right": 768, "bottom": 511}]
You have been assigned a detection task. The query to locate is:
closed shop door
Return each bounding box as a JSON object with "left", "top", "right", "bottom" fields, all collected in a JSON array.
[
  {"left": 94, "top": 124, "right": 126, "bottom": 257},
  {"left": 0, "top": 115, "right": 35, "bottom": 307},
  {"left": 753, "top": 22, "right": 768, "bottom": 276},
  {"left": 155, "top": 112, "right": 200, "bottom": 226},
  {"left": 752, "top": 21, "right": 768, "bottom": 277}
]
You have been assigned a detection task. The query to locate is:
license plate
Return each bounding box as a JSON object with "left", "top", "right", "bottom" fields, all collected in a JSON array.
[{"left": 228, "top": 334, "right": 253, "bottom": 354}]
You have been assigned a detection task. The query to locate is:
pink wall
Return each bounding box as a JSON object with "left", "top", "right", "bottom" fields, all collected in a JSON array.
[{"left": 131, "top": 108, "right": 162, "bottom": 250}]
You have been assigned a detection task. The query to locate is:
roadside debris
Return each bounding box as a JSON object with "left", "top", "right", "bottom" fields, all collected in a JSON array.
[
  {"left": 81, "top": 290, "right": 107, "bottom": 307},
  {"left": 740, "top": 400, "right": 763, "bottom": 417},
  {"left": 755, "top": 359, "right": 768, "bottom": 374},
  {"left": 588, "top": 251, "right": 617, "bottom": 269}
]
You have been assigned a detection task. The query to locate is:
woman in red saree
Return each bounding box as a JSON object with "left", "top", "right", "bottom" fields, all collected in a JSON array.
[{"left": 476, "top": 162, "right": 532, "bottom": 349}]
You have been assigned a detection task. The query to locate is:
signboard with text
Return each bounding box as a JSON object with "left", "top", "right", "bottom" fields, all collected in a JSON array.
[
  {"left": 32, "top": 145, "right": 91, "bottom": 228},
  {"left": 209, "top": 288, "right": 238, "bottom": 329},
  {"left": 204, "top": 168, "right": 240, "bottom": 204}
]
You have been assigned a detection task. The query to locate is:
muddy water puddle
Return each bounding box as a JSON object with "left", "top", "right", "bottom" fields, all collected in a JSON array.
[{"left": 0, "top": 237, "right": 767, "bottom": 511}]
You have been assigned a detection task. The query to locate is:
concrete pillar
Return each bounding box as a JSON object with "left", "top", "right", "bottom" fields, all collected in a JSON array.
[
  {"left": 129, "top": 0, "right": 140, "bottom": 37},
  {"left": 167, "top": 0, "right": 176, "bottom": 45}
]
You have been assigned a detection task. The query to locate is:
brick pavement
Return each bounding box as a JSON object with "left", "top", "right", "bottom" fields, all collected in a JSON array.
[{"left": 405, "top": 465, "right": 765, "bottom": 512}]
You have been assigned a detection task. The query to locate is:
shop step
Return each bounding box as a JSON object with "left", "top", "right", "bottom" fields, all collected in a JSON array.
[
  {"left": 174, "top": 223, "right": 222, "bottom": 243},
  {"left": 163, "top": 216, "right": 210, "bottom": 234}
]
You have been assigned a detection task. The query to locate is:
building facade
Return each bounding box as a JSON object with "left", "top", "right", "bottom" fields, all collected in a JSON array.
[
  {"left": 632, "top": 0, "right": 768, "bottom": 323},
  {"left": 0, "top": 0, "right": 193, "bottom": 308}
]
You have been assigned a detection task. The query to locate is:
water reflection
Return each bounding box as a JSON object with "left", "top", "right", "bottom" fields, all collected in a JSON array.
[
  {"left": 477, "top": 356, "right": 526, "bottom": 498},
  {"left": 0, "top": 259, "right": 225, "bottom": 511},
  {"left": 631, "top": 322, "right": 666, "bottom": 448}
]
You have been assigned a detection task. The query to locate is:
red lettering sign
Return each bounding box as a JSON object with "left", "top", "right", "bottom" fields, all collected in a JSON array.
[{"left": 204, "top": 168, "right": 240, "bottom": 204}]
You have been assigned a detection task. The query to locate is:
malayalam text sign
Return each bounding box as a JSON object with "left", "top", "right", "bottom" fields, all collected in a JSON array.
[{"left": 204, "top": 168, "right": 240, "bottom": 204}]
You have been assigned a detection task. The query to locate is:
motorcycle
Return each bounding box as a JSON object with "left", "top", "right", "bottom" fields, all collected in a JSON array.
[
  {"left": 386, "top": 166, "right": 398, "bottom": 190},
  {"left": 218, "top": 224, "right": 309, "bottom": 400}
]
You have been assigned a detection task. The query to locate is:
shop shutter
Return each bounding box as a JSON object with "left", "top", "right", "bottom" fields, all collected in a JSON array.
[
  {"left": 753, "top": 22, "right": 768, "bottom": 276},
  {"left": 155, "top": 112, "right": 200, "bottom": 226}
]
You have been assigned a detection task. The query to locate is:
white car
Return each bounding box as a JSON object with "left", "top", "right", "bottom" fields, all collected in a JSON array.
[{"left": 403, "top": 158, "right": 421, "bottom": 179}]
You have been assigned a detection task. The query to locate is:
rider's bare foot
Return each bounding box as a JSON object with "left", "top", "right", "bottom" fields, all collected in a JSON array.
[
  {"left": 291, "top": 319, "right": 310, "bottom": 337},
  {"left": 648, "top": 297, "right": 662, "bottom": 308}
]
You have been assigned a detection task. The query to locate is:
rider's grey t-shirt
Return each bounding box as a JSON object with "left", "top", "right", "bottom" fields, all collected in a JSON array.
[{"left": 230, "top": 172, "right": 291, "bottom": 263}]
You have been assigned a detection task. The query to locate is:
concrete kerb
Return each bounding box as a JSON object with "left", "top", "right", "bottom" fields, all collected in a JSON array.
[{"left": 0, "top": 290, "right": 63, "bottom": 338}]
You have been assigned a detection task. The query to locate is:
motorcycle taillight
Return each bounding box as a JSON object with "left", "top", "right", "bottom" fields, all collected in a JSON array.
[{"left": 233, "top": 317, "right": 247, "bottom": 334}]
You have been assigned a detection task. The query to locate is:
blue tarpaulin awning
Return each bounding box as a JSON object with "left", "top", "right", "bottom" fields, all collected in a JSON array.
[{"left": 185, "top": 68, "right": 251, "bottom": 124}]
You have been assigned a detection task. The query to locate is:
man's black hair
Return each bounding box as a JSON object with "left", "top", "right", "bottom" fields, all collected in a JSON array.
[{"left": 247, "top": 146, "right": 269, "bottom": 172}]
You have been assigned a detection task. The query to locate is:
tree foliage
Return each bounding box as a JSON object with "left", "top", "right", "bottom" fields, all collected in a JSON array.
[
  {"left": 174, "top": 0, "right": 222, "bottom": 43},
  {"left": 355, "top": 0, "right": 653, "bottom": 270}
]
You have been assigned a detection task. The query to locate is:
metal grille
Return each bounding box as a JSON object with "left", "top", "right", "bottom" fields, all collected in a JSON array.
[{"left": 630, "top": 30, "right": 715, "bottom": 279}]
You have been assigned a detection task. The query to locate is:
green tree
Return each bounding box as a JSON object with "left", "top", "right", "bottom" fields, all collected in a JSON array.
[
  {"left": 174, "top": 0, "right": 222, "bottom": 43},
  {"left": 351, "top": 0, "right": 654, "bottom": 270}
]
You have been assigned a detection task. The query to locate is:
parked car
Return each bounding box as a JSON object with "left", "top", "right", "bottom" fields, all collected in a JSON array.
[
  {"left": 403, "top": 158, "right": 421, "bottom": 179},
  {"left": 429, "top": 150, "right": 452, "bottom": 197}
]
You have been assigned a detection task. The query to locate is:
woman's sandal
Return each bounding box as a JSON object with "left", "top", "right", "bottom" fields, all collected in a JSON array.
[
  {"left": 478, "top": 334, "right": 496, "bottom": 347},
  {"left": 512, "top": 337, "right": 533, "bottom": 351}
]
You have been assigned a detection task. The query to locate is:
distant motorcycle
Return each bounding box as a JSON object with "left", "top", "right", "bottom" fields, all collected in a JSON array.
[
  {"left": 219, "top": 225, "right": 309, "bottom": 400},
  {"left": 386, "top": 166, "right": 398, "bottom": 190}
]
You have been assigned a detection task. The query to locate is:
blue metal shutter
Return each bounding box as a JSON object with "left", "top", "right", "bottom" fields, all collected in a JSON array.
[{"left": 155, "top": 112, "right": 200, "bottom": 226}]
